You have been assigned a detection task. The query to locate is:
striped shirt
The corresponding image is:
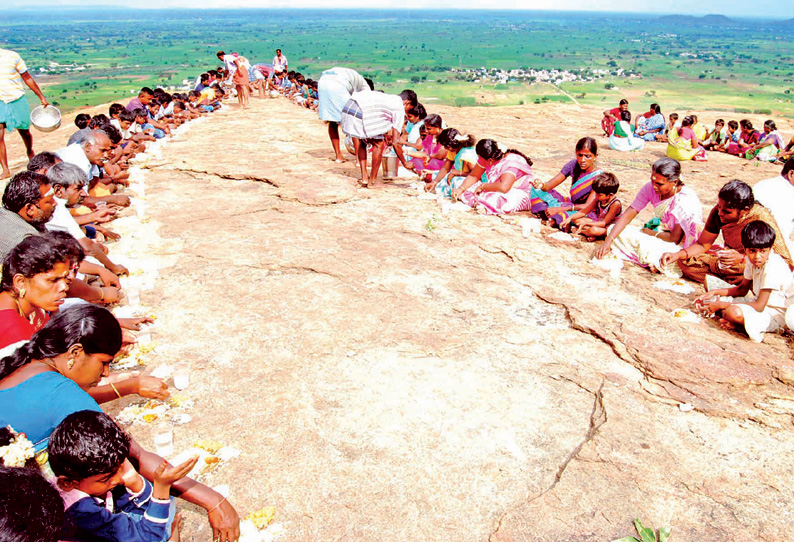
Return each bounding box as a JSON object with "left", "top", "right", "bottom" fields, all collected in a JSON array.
[
  {"left": 0, "top": 48, "right": 28, "bottom": 104},
  {"left": 349, "top": 91, "right": 405, "bottom": 139}
]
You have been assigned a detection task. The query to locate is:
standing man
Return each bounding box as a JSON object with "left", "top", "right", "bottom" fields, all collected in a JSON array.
[
  {"left": 272, "top": 49, "right": 288, "bottom": 75},
  {"left": 0, "top": 48, "right": 48, "bottom": 179},
  {"left": 340, "top": 90, "right": 414, "bottom": 188},
  {"left": 318, "top": 67, "right": 373, "bottom": 162}
]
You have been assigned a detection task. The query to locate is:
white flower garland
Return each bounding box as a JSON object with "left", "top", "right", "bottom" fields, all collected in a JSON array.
[{"left": 0, "top": 426, "right": 35, "bottom": 468}]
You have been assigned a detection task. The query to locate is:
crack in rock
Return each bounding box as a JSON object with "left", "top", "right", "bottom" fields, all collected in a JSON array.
[{"left": 488, "top": 381, "right": 607, "bottom": 542}]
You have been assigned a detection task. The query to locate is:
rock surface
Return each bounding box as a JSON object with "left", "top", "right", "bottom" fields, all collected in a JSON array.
[{"left": 9, "top": 100, "right": 794, "bottom": 541}]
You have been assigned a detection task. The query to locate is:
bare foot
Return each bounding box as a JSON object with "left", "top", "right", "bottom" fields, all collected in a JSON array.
[
  {"left": 368, "top": 180, "right": 386, "bottom": 189},
  {"left": 718, "top": 318, "right": 736, "bottom": 331},
  {"left": 168, "top": 512, "right": 183, "bottom": 542},
  {"left": 334, "top": 157, "right": 347, "bottom": 163}
]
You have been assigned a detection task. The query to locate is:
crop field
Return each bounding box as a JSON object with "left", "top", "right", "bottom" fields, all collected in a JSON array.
[{"left": 1, "top": 8, "right": 793, "bottom": 116}]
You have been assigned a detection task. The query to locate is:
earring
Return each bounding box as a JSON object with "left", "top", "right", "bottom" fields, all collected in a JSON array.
[
  {"left": 19, "top": 288, "right": 26, "bottom": 299},
  {"left": 67, "top": 357, "right": 75, "bottom": 370}
]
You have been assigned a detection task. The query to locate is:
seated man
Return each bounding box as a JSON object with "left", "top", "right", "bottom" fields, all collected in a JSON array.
[
  {"left": 45, "top": 162, "right": 126, "bottom": 285},
  {"left": 660, "top": 180, "right": 793, "bottom": 285},
  {"left": 57, "top": 130, "right": 115, "bottom": 195},
  {"left": 753, "top": 157, "right": 794, "bottom": 257},
  {"left": 125, "top": 86, "right": 153, "bottom": 112}
]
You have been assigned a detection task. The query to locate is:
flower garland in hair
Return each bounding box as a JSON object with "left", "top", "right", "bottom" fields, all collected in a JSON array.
[
  {"left": 453, "top": 133, "right": 469, "bottom": 142},
  {"left": 497, "top": 142, "right": 508, "bottom": 153},
  {"left": 0, "top": 426, "right": 35, "bottom": 468}
]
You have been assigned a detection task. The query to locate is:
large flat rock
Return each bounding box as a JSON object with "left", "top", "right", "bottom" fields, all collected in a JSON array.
[{"left": 40, "top": 98, "right": 794, "bottom": 541}]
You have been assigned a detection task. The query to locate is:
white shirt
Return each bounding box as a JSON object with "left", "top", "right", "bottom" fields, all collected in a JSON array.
[
  {"left": 744, "top": 252, "right": 794, "bottom": 312},
  {"left": 754, "top": 175, "right": 794, "bottom": 257},
  {"left": 46, "top": 197, "right": 85, "bottom": 240},
  {"left": 110, "top": 119, "right": 131, "bottom": 140},
  {"left": 273, "top": 54, "right": 288, "bottom": 72},
  {"left": 57, "top": 143, "right": 93, "bottom": 180}
]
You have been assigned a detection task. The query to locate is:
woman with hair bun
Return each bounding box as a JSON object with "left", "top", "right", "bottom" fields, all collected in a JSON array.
[
  {"left": 595, "top": 157, "right": 703, "bottom": 276},
  {"left": 745, "top": 120, "right": 785, "bottom": 162},
  {"left": 666, "top": 115, "right": 707, "bottom": 161},
  {"left": 0, "top": 305, "right": 241, "bottom": 542},
  {"left": 450, "top": 139, "right": 538, "bottom": 214},
  {"left": 427, "top": 128, "right": 482, "bottom": 197}
]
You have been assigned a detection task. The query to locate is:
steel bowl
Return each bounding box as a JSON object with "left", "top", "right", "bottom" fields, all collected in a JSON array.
[{"left": 30, "top": 105, "right": 62, "bottom": 133}]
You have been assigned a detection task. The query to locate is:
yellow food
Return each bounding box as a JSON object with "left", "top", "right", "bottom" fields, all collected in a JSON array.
[
  {"left": 204, "top": 456, "right": 220, "bottom": 465},
  {"left": 138, "top": 343, "right": 157, "bottom": 354},
  {"left": 194, "top": 440, "right": 223, "bottom": 454},
  {"left": 142, "top": 414, "right": 159, "bottom": 423},
  {"left": 168, "top": 394, "right": 191, "bottom": 408},
  {"left": 246, "top": 507, "right": 276, "bottom": 529}
]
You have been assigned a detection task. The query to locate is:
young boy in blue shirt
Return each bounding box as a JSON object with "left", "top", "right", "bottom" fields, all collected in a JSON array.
[{"left": 49, "top": 410, "right": 197, "bottom": 542}]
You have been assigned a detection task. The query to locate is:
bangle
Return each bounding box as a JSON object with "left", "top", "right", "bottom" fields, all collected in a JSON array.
[
  {"left": 682, "top": 249, "right": 689, "bottom": 259},
  {"left": 109, "top": 381, "right": 122, "bottom": 399},
  {"left": 654, "top": 231, "right": 661, "bottom": 238},
  {"left": 97, "top": 287, "right": 105, "bottom": 302},
  {"left": 208, "top": 496, "right": 227, "bottom": 514}
]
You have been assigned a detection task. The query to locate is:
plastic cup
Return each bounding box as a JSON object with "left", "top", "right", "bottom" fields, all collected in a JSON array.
[
  {"left": 152, "top": 422, "right": 173, "bottom": 457},
  {"left": 126, "top": 289, "right": 140, "bottom": 306},
  {"left": 173, "top": 363, "right": 190, "bottom": 390}
]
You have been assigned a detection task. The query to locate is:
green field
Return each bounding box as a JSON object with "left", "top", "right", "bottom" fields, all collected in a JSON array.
[{"left": 2, "top": 8, "right": 792, "bottom": 116}]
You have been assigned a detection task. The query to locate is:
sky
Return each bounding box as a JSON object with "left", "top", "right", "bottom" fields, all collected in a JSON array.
[{"left": 1, "top": 0, "right": 792, "bottom": 18}]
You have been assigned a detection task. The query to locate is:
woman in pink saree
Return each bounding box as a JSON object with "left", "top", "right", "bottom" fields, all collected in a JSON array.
[{"left": 451, "top": 139, "right": 536, "bottom": 215}]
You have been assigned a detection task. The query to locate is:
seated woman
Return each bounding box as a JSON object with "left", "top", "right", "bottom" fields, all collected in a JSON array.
[
  {"left": 634, "top": 104, "right": 665, "bottom": 141},
  {"left": 745, "top": 120, "right": 785, "bottom": 162},
  {"left": 531, "top": 137, "right": 603, "bottom": 226},
  {"left": 0, "top": 234, "right": 165, "bottom": 402},
  {"left": 451, "top": 139, "right": 536, "bottom": 215},
  {"left": 778, "top": 135, "right": 794, "bottom": 163},
  {"left": 0, "top": 305, "right": 240, "bottom": 541},
  {"left": 660, "top": 180, "right": 792, "bottom": 285},
  {"left": 404, "top": 114, "right": 447, "bottom": 174},
  {"left": 427, "top": 128, "right": 482, "bottom": 198},
  {"left": 602, "top": 99, "right": 629, "bottom": 136},
  {"left": 727, "top": 119, "right": 760, "bottom": 156},
  {"left": 666, "top": 115, "right": 707, "bottom": 161},
  {"left": 594, "top": 157, "right": 703, "bottom": 276},
  {"left": 609, "top": 111, "right": 645, "bottom": 152},
  {"left": 691, "top": 115, "right": 709, "bottom": 141}
]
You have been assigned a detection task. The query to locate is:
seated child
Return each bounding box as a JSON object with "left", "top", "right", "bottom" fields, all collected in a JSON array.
[
  {"left": 695, "top": 220, "right": 794, "bottom": 342},
  {"left": 715, "top": 120, "right": 740, "bottom": 153},
  {"left": 49, "top": 410, "right": 198, "bottom": 542},
  {"left": 109, "top": 103, "right": 124, "bottom": 120},
  {"left": 560, "top": 172, "right": 622, "bottom": 240},
  {"left": 701, "top": 119, "right": 726, "bottom": 150}
]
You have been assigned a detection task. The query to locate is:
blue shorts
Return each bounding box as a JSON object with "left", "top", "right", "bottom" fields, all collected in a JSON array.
[{"left": 0, "top": 96, "right": 31, "bottom": 132}]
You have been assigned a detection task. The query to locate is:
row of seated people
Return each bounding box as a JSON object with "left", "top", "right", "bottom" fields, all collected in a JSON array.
[
  {"left": 603, "top": 100, "right": 793, "bottom": 163},
  {"left": 0, "top": 83, "right": 240, "bottom": 542},
  {"left": 297, "top": 72, "right": 794, "bottom": 345}
]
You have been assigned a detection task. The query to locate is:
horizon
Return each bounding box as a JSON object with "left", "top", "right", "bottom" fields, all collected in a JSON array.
[{"left": 1, "top": 4, "right": 792, "bottom": 20}]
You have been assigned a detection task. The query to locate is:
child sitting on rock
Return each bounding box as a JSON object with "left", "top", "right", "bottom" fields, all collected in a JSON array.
[
  {"left": 560, "top": 172, "right": 622, "bottom": 241},
  {"left": 49, "top": 410, "right": 197, "bottom": 542},
  {"left": 695, "top": 220, "right": 794, "bottom": 342}
]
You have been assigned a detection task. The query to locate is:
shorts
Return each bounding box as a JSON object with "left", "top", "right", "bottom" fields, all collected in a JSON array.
[
  {"left": 0, "top": 96, "right": 31, "bottom": 132},
  {"left": 735, "top": 304, "right": 786, "bottom": 342}
]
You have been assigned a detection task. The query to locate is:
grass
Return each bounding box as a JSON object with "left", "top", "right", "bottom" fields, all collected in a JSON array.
[{"left": 3, "top": 8, "right": 792, "bottom": 116}]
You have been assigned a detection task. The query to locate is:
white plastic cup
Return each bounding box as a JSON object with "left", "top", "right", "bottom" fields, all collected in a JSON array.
[
  {"left": 126, "top": 289, "right": 140, "bottom": 306},
  {"left": 441, "top": 202, "right": 452, "bottom": 215},
  {"left": 173, "top": 363, "right": 190, "bottom": 390},
  {"left": 152, "top": 422, "right": 174, "bottom": 457}
]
